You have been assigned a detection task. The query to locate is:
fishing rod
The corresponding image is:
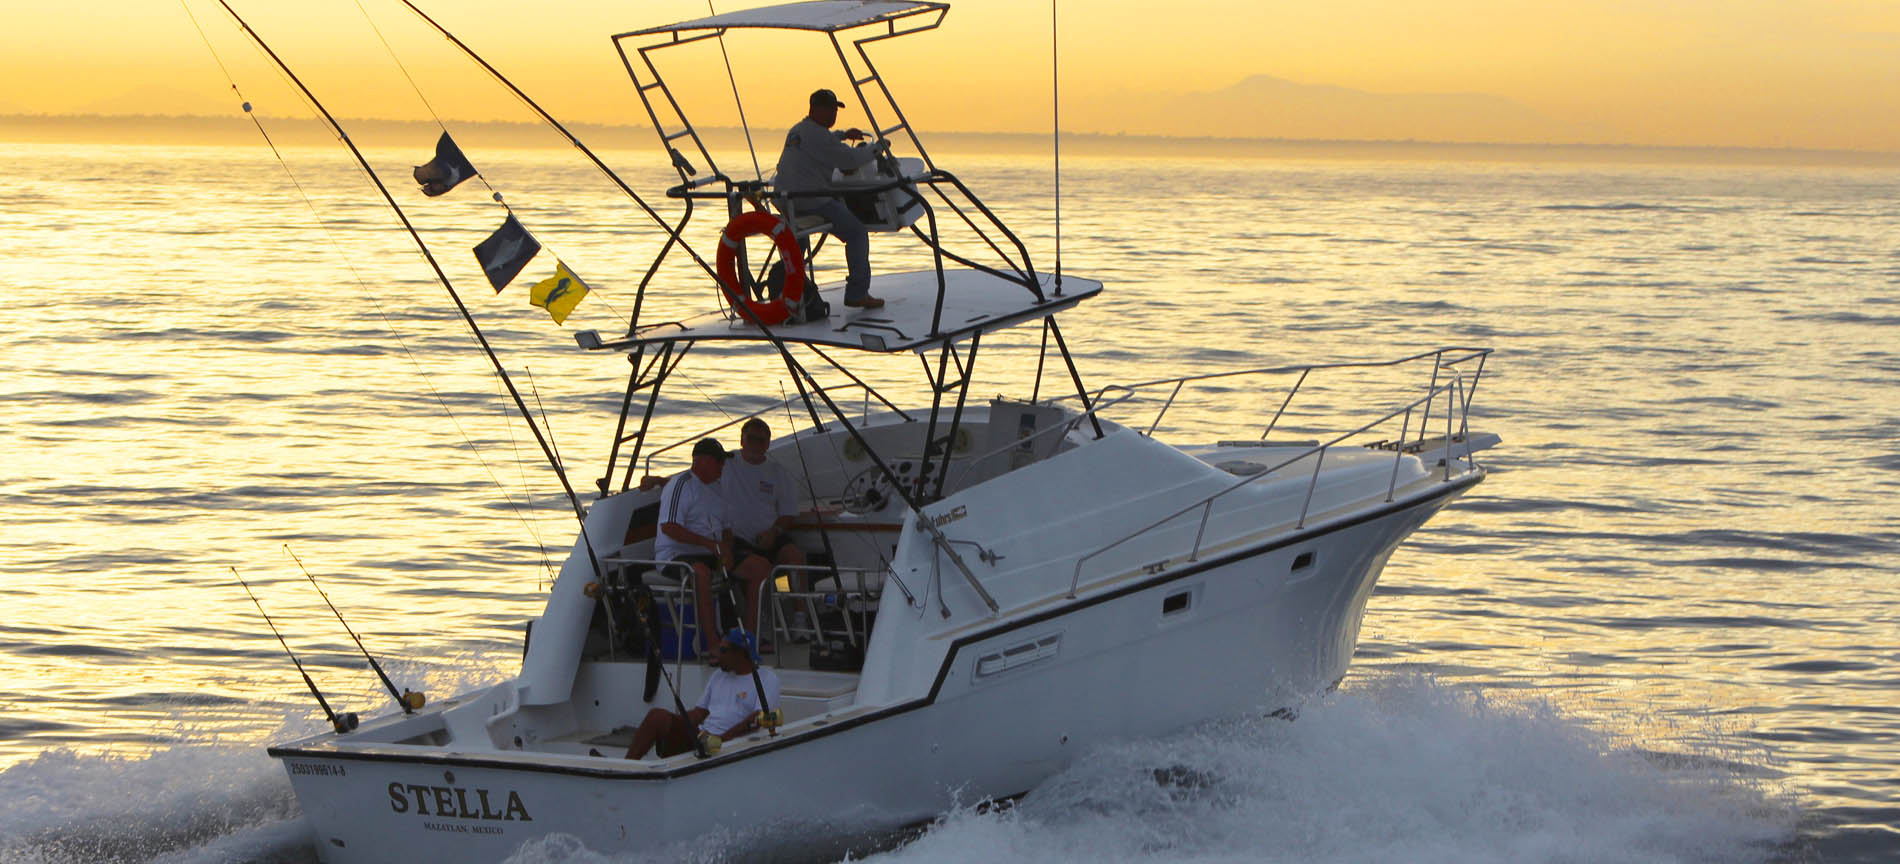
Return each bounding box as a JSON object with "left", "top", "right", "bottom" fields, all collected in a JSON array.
[
  {"left": 642, "top": 585, "right": 710, "bottom": 757},
  {"left": 213, "top": 0, "right": 614, "bottom": 592},
  {"left": 232, "top": 567, "right": 359, "bottom": 734},
  {"left": 590, "top": 574, "right": 708, "bottom": 758},
  {"left": 716, "top": 564, "right": 778, "bottom": 740},
  {"left": 284, "top": 545, "right": 424, "bottom": 714}
]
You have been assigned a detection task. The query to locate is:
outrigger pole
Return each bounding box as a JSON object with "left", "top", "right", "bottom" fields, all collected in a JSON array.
[
  {"left": 232, "top": 567, "right": 358, "bottom": 734},
  {"left": 212, "top": 1, "right": 599, "bottom": 538},
  {"left": 394, "top": 0, "right": 724, "bottom": 328},
  {"left": 285, "top": 545, "right": 424, "bottom": 715}
]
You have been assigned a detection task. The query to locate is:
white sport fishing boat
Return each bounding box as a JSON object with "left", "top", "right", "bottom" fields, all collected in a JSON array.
[{"left": 266, "top": 2, "right": 1498, "bottom": 860}]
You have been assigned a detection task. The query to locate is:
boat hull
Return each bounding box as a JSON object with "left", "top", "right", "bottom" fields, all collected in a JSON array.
[{"left": 276, "top": 477, "right": 1473, "bottom": 862}]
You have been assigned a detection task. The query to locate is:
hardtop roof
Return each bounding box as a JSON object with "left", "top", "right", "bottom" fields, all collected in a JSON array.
[{"left": 624, "top": 1, "right": 947, "bottom": 37}]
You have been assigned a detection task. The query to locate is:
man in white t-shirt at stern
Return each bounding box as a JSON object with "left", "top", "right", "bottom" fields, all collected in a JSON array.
[{"left": 655, "top": 438, "right": 772, "bottom": 653}]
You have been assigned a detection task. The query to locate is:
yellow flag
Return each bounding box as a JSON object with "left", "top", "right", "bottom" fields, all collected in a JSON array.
[{"left": 529, "top": 260, "right": 588, "bottom": 325}]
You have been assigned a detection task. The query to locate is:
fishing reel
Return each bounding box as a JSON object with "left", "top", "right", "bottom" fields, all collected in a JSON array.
[{"left": 332, "top": 712, "right": 360, "bottom": 734}]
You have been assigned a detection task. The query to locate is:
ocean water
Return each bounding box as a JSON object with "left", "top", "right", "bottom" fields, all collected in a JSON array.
[{"left": 1, "top": 140, "right": 1897, "bottom": 863}]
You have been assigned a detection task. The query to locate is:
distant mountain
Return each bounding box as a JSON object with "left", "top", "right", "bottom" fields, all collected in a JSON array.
[
  {"left": 1099, "top": 75, "right": 1606, "bottom": 145},
  {"left": 75, "top": 85, "right": 230, "bottom": 118}
]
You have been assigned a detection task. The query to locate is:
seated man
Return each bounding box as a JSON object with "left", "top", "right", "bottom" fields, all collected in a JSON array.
[
  {"left": 655, "top": 438, "right": 772, "bottom": 652},
  {"left": 775, "top": 88, "right": 884, "bottom": 309},
  {"left": 721, "top": 418, "right": 808, "bottom": 584},
  {"left": 624, "top": 629, "right": 782, "bottom": 759}
]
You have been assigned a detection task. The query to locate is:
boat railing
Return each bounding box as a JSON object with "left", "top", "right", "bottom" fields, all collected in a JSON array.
[
  {"left": 659, "top": 166, "right": 1043, "bottom": 334},
  {"left": 763, "top": 564, "right": 883, "bottom": 655},
  {"left": 616, "top": 9, "right": 1047, "bottom": 341},
  {"left": 938, "top": 386, "right": 1136, "bottom": 492},
  {"left": 1065, "top": 348, "right": 1491, "bottom": 599},
  {"left": 638, "top": 381, "right": 905, "bottom": 480}
]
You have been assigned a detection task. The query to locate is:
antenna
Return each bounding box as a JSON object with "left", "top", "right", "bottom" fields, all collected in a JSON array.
[{"left": 1052, "top": 0, "right": 1063, "bottom": 295}]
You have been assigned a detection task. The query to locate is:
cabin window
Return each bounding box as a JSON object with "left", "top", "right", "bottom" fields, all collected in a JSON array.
[
  {"left": 1292, "top": 551, "right": 1315, "bottom": 571},
  {"left": 1162, "top": 590, "right": 1192, "bottom": 615},
  {"left": 974, "top": 633, "right": 1062, "bottom": 679}
]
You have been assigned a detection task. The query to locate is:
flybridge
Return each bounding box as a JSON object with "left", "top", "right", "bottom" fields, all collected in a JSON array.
[
  {"left": 603, "top": 0, "right": 1077, "bottom": 346},
  {"left": 586, "top": 0, "right": 1104, "bottom": 505},
  {"left": 623, "top": 1, "right": 948, "bottom": 36},
  {"left": 577, "top": 271, "right": 1102, "bottom": 354}
]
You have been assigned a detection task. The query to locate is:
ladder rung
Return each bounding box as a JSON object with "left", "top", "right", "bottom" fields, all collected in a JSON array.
[
  {"left": 852, "top": 75, "right": 877, "bottom": 86},
  {"left": 663, "top": 129, "right": 693, "bottom": 141},
  {"left": 638, "top": 81, "right": 664, "bottom": 91},
  {"left": 878, "top": 124, "right": 906, "bottom": 138}
]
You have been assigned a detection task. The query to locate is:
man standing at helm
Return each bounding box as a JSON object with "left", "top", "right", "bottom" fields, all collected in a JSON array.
[{"left": 775, "top": 88, "right": 885, "bottom": 309}]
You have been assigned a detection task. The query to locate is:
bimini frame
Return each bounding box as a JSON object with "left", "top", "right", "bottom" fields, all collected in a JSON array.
[{"left": 583, "top": 1, "right": 1102, "bottom": 509}]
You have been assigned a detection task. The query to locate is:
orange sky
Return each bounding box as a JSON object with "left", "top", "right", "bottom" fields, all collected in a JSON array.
[{"left": 4, "top": 0, "right": 1898, "bottom": 151}]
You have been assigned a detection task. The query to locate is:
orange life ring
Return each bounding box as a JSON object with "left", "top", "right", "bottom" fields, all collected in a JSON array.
[{"left": 716, "top": 211, "right": 805, "bottom": 326}]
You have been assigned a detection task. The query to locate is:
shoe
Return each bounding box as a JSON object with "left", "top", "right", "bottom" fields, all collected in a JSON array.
[{"left": 843, "top": 295, "right": 884, "bottom": 309}]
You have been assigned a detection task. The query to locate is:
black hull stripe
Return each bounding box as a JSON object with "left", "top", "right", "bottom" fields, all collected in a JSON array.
[{"left": 269, "top": 472, "right": 1482, "bottom": 780}]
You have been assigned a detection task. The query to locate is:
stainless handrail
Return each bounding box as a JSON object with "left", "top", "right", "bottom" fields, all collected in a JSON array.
[
  {"left": 939, "top": 386, "right": 1135, "bottom": 491},
  {"left": 764, "top": 564, "right": 882, "bottom": 648},
  {"left": 1045, "top": 346, "right": 1492, "bottom": 443},
  {"left": 639, "top": 382, "right": 882, "bottom": 478},
  {"left": 1065, "top": 369, "right": 1478, "bottom": 599},
  {"left": 598, "top": 556, "right": 702, "bottom": 676}
]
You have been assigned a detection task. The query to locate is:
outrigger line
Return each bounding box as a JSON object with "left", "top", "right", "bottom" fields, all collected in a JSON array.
[
  {"left": 779, "top": 383, "right": 846, "bottom": 592},
  {"left": 392, "top": 0, "right": 1000, "bottom": 580},
  {"left": 284, "top": 545, "right": 425, "bottom": 715},
  {"left": 180, "top": 1, "right": 556, "bottom": 584},
  {"left": 232, "top": 567, "right": 359, "bottom": 734},
  {"left": 209, "top": 0, "right": 613, "bottom": 589},
  {"left": 393, "top": 0, "right": 724, "bottom": 328}
]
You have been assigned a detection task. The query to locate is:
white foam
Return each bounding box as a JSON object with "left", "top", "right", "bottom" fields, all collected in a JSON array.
[
  {"left": 858, "top": 675, "right": 1799, "bottom": 864},
  {"left": 0, "top": 652, "right": 515, "bottom": 864},
  {"left": 0, "top": 675, "right": 1798, "bottom": 864},
  {"left": 0, "top": 743, "right": 305, "bottom": 864}
]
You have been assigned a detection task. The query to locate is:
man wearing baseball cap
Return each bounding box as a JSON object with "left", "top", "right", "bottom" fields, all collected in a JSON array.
[
  {"left": 774, "top": 88, "right": 885, "bottom": 309},
  {"left": 624, "top": 628, "right": 782, "bottom": 759},
  {"left": 655, "top": 438, "right": 772, "bottom": 653}
]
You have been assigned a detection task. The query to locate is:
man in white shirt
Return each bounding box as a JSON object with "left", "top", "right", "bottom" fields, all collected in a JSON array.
[
  {"left": 623, "top": 629, "right": 781, "bottom": 759},
  {"left": 723, "top": 418, "right": 807, "bottom": 578},
  {"left": 656, "top": 438, "right": 771, "bottom": 653},
  {"left": 774, "top": 88, "right": 884, "bottom": 309}
]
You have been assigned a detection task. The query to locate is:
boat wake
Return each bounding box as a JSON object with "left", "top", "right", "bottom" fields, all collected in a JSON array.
[
  {"left": 865, "top": 674, "right": 1799, "bottom": 864},
  {"left": 0, "top": 740, "right": 311, "bottom": 864},
  {"left": 481, "top": 675, "right": 1799, "bottom": 864},
  {"left": 0, "top": 674, "right": 1798, "bottom": 864},
  {"left": 0, "top": 656, "right": 518, "bottom": 864}
]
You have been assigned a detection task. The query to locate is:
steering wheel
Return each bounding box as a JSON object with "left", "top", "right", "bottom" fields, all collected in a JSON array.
[{"left": 839, "top": 465, "right": 897, "bottom": 514}]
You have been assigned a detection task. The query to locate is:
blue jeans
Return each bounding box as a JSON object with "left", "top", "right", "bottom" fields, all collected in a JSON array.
[{"left": 806, "top": 198, "right": 871, "bottom": 302}]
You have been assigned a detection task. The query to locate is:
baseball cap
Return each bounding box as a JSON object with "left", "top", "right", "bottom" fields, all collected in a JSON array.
[
  {"left": 721, "top": 628, "right": 759, "bottom": 663},
  {"left": 810, "top": 88, "right": 847, "bottom": 110},
  {"left": 692, "top": 438, "right": 729, "bottom": 460}
]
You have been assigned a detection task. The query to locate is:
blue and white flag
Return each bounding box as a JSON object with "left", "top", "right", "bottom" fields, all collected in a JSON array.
[{"left": 473, "top": 214, "right": 540, "bottom": 293}]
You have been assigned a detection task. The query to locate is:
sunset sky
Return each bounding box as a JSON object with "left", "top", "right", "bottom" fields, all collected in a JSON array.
[{"left": 4, "top": 0, "right": 1897, "bottom": 151}]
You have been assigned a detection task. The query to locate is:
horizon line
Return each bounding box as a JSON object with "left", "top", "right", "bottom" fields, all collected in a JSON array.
[{"left": 5, "top": 112, "right": 1899, "bottom": 166}]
